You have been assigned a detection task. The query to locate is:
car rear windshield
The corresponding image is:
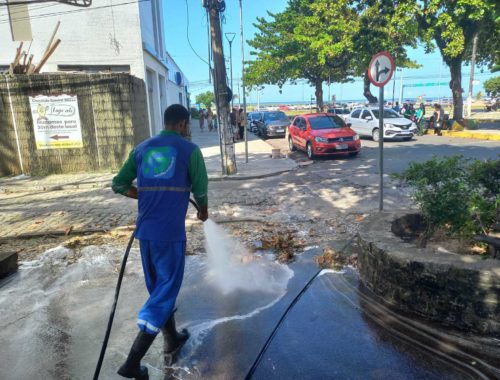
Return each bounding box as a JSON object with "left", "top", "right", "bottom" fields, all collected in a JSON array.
[
  {"left": 371, "top": 109, "right": 400, "bottom": 119},
  {"left": 309, "top": 115, "right": 344, "bottom": 130},
  {"left": 264, "top": 111, "right": 287, "bottom": 121}
]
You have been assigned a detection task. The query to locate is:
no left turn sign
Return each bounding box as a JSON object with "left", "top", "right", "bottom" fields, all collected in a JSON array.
[{"left": 368, "top": 52, "right": 394, "bottom": 87}]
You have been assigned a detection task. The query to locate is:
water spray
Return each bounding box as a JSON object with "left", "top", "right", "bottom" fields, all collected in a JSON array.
[{"left": 92, "top": 199, "right": 200, "bottom": 380}]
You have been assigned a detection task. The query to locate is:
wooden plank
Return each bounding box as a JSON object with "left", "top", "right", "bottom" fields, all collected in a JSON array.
[{"left": 34, "top": 39, "right": 61, "bottom": 73}]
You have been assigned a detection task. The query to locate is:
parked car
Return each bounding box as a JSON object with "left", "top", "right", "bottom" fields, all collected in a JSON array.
[
  {"left": 345, "top": 107, "right": 418, "bottom": 141},
  {"left": 247, "top": 112, "right": 263, "bottom": 133},
  {"left": 288, "top": 113, "right": 361, "bottom": 159},
  {"left": 256, "top": 111, "right": 289, "bottom": 138},
  {"left": 327, "top": 107, "right": 351, "bottom": 120}
]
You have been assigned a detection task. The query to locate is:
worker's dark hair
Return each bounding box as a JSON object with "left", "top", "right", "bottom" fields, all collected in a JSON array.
[{"left": 164, "top": 104, "right": 190, "bottom": 126}]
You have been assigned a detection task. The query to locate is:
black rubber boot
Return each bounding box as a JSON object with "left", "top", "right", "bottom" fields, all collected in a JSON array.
[
  {"left": 162, "top": 314, "right": 190, "bottom": 366},
  {"left": 117, "top": 331, "right": 156, "bottom": 379}
]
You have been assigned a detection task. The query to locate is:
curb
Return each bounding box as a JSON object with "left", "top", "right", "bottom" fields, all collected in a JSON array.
[
  {"left": 208, "top": 167, "right": 296, "bottom": 182},
  {"left": 0, "top": 182, "right": 111, "bottom": 194},
  {"left": 440, "top": 130, "right": 500, "bottom": 141}
]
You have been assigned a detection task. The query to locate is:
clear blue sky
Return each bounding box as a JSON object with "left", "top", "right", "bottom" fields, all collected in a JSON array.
[{"left": 164, "top": 0, "right": 495, "bottom": 104}]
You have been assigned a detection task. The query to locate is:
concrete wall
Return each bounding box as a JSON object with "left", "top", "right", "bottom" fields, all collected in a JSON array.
[
  {"left": 357, "top": 212, "right": 500, "bottom": 336},
  {"left": 0, "top": 73, "right": 149, "bottom": 176}
]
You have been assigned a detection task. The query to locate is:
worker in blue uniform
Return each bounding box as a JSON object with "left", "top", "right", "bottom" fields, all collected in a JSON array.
[{"left": 112, "top": 104, "right": 209, "bottom": 379}]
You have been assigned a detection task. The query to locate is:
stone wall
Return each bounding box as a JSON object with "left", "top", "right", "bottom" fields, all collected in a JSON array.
[
  {"left": 0, "top": 73, "right": 149, "bottom": 176},
  {"left": 357, "top": 212, "right": 500, "bottom": 336}
]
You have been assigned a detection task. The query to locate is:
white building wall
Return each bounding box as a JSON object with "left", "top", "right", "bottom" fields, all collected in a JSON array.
[
  {"left": 0, "top": 1, "right": 145, "bottom": 78},
  {"left": 0, "top": 1, "right": 189, "bottom": 136}
]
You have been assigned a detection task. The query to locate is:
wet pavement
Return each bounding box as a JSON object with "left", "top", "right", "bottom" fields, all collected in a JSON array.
[{"left": 1, "top": 242, "right": 498, "bottom": 380}]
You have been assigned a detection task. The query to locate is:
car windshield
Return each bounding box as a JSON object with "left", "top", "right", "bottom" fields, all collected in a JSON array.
[
  {"left": 264, "top": 111, "right": 287, "bottom": 121},
  {"left": 250, "top": 113, "right": 260, "bottom": 120},
  {"left": 371, "top": 109, "right": 400, "bottom": 119},
  {"left": 309, "top": 115, "right": 344, "bottom": 130},
  {"left": 335, "top": 109, "right": 350, "bottom": 114}
]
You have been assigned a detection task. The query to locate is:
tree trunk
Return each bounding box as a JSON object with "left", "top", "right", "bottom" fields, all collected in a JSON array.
[
  {"left": 363, "top": 72, "right": 378, "bottom": 104},
  {"left": 449, "top": 58, "right": 464, "bottom": 120},
  {"left": 315, "top": 79, "right": 324, "bottom": 111}
]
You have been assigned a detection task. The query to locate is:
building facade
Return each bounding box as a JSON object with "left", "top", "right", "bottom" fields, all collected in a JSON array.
[{"left": 0, "top": 0, "right": 188, "bottom": 136}]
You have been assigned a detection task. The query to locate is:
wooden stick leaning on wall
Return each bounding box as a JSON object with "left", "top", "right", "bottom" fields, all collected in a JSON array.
[{"left": 34, "top": 39, "right": 61, "bottom": 73}]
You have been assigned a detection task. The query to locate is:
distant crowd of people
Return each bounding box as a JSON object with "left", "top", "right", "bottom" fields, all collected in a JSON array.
[
  {"left": 198, "top": 108, "right": 215, "bottom": 132},
  {"left": 198, "top": 106, "right": 247, "bottom": 142},
  {"left": 391, "top": 101, "right": 446, "bottom": 136}
]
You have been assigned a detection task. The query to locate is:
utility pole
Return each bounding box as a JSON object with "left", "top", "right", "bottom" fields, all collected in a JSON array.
[
  {"left": 224, "top": 32, "right": 236, "bottom": 109},
  {"left": 467, "top": 34, "right": 478, "bottom": 118},
  {"left": 398, "top": 69, "right": 404, "bottom": 105},
  {"left": 239, "top": 0, "right": 248, "bottom": 163},
  {"left": 206, "top": 1, "right": 236, "bottom": 175}
]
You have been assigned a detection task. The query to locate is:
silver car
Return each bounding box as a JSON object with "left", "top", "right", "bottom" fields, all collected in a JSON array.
[{"left": 346, "top": 107, "right": 417, "bottom": 141}]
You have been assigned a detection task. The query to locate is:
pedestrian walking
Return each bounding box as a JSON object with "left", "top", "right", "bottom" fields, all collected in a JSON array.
[
  {"left": 199, "top": 109, "right": 205, "bottom": 132},
  {"left": 238, "top": 109, "right": 246, "bottom": 141},
  {"left": 207, "top": 108, "right": 213, "bottom": 132},
  {"left": 112, "top": 104, "right": 209, "bottom": 379},
  {"left": 433, "top": 104, "right": 444, "bottom": 136},
  {"left": 416, "top": 103, "right": 426, "bottom": 134}
]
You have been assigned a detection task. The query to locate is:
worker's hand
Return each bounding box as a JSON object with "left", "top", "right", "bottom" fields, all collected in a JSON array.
[
  {"left": 126, "top": 187, "right": 138, "bottom": 199},
  {"left": 197, "top": 204, "right": 208, "bottom": 222}
]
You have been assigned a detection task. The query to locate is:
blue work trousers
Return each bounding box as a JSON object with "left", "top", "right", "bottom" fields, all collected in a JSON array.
[{"left": 137, "top": 240, "right": 186, "bottom": 335}]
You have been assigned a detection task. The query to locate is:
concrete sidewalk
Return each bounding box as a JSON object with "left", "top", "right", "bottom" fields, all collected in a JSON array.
[
  {"left": 0, "top": 128, "right": 296, "bottom": 194},
  {"left": 191, "top": 125, "right": 297, "bottom": 180}
]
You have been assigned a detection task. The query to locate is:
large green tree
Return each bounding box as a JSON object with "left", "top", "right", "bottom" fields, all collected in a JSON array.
[
  {"left": 195, "top": 91, "right": 215, "bottom": 108},
  {"left": 352, "top": 0, "right": 419, "bottom": 103},
  {"left": 394, "top": 0, "right": 499, "bottom": 120},
  {"left": 484, "top": 76, "right": 500, "bottom": 97},
  {"left": 246, "top": 0, "right": 358, "bottom": 110}
]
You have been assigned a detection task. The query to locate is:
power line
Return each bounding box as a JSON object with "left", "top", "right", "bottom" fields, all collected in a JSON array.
[
  {"left": 184, "top": 0, "right": 209, "bottom": 66},
  {"left": 0, "top": 0, "right": 147, "bottom": 23},
  {"left": 0, "top": 0, "right": 90, "bottom": 6}
]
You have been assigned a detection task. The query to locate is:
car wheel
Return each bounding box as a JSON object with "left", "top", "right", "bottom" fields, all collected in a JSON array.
[
  {"left": 288, "top": 136, "right": 296, "bottom": 151},
  {"left": 349, "top": 151, "right": 359, "bottom": 157},
  {"left": 372, "top": 128, "right": 380, "bottom": 142},
  {"left": 306, "top": 142, "right": 314, "bottom": 159},
  {"left": 403, "top": 137, "right": 412, "bottom": 141}
]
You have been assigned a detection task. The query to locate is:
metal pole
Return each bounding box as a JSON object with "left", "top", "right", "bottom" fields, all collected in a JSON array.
[
  {"left": 379, "top": 86, "right": 384, "bottom": 211},
  {"left": 239, "top": 0, "right": 248, "bottom": 163},
  {"left": 398, "top": 69, "right": 404, "bottom": 105},
  {"left": 467, "top": 34, "right": 478, "bottom": 118},
  {"left": 392, "top": 69, "right": 396, "bottom": 104},
  {"left": 229, "top": 40, "right": 233, "bottom": 109}
]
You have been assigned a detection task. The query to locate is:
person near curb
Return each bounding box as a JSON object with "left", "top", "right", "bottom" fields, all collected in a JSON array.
[
  {"left": 433, "top": 104, "right": 444, "bottom": 136},
  {"left": 230, "top": 107, "right": 237, "bottom": 140},
  {"left": 416, "top": 103, "right": 426, "bottom": 135},
  {"left": 111, "top": 104, "right": 209, "bottom": 379},
  {"left": 238, "top": 109, "right": 246, "bottom": 140},
  {"left": 199, "top": 109, "right": 205, "bottom": 132},
  {"left": 392, "top": 101, "right": 400, "bottom": 113},
  {"left": 207, "top": 108, "right": 213, "bottom": 132}
]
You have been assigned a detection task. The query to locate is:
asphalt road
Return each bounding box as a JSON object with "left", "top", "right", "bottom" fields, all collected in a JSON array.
[{"left": 266, "top": 134, "right": 500, "bottom": 174}]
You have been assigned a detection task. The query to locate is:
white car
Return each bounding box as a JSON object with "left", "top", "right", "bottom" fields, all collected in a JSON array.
[{"left": 346, "top": 107, "right": 418, "bottom": 141}]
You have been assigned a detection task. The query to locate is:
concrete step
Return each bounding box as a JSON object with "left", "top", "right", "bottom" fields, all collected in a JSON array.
[{"left": 0, "top": 251, "right": 18, "bottom": 278}]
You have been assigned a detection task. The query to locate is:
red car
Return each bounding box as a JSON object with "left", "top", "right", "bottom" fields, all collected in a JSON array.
[{"left": 288, "top": 113, "right": 361, "bottom": 159}]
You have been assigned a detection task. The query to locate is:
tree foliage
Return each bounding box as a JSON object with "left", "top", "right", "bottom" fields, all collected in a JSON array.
[
  {"left": 483, "top": 76, "right": 500, "bottom": 97},
  {"left": 351, "top": 0, "right": 419, "bottom": 103},
  {"left": 393, "top": 0, "right": 499, "bottom": 120},
  {"left": 195, "top": 91, "right": 215, "bottom": 108},
  {"left": 246, "top": 0, "right": 358, "bottom": 110},
  {"left": 246, "top": 0, "right": 418, "bottom": 105}
]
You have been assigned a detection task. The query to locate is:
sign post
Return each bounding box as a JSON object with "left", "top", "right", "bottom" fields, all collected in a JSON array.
[{"left": 367, "top": 52, "right": 394, "bottom": 211}]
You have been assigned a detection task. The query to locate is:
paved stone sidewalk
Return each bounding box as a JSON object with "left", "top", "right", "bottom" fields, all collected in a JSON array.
[{"left": 0, "top": 128, "right": 297, "bottom": 239}]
